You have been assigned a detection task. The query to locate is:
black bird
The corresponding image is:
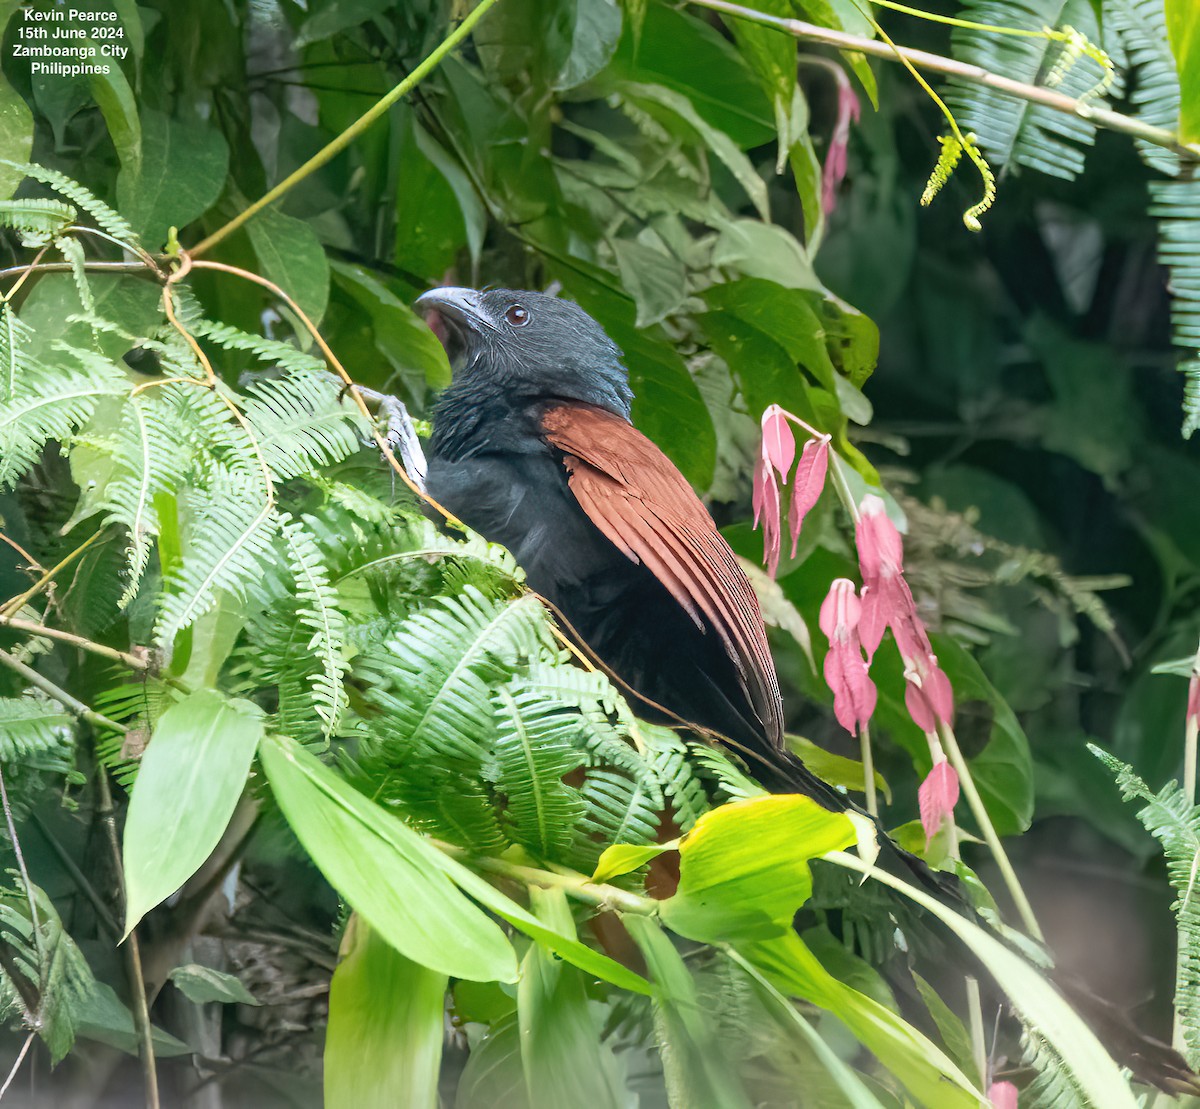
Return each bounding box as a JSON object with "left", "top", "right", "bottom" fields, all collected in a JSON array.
[
  {"left": 415, "top": 284, "right": 1198, "bottom": 1095},
  {"left": 418, "top": 285, "right": 832, "bottom": 798}
]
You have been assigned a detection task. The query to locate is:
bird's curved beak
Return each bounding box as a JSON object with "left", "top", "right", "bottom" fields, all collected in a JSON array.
[{"left": 414, "top": 287, "right": 490, "bottom": 332}]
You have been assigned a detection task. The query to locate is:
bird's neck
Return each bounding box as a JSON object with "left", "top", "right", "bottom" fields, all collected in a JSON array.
[{"left": 430, "top": 379, "right": 541, "bottom": 462}]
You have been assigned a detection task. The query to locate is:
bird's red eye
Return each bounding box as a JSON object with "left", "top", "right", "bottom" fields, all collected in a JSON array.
[{"left": 505, "top": 304, "right": 530, "bottom": 327}]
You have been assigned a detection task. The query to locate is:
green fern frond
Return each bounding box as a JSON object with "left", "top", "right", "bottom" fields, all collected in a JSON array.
[
  {"left": 241, "top": 370, "right": 367, "bottom": 481},
  {"left": 1106, "top": 0, "right": 1181, "bottom": 176},
  {"left": 155, "top": 474, "right": 280, "bottom": 647},
  {"left": 58, "top": 237, "right": 93, "bottom": 314},
  {"left": 640, "top": 724, "right": 711, "bottom": 831},
  {"left": 93, "top": 680, "right": 183, "bottom": 789},
  {"left": 577, "top": 769, "right": 662, "bottom": 852},
  {"left": 1149, "top": 177, "right": 1200, "bottom": 439},
  {"left": 0, "top": 303, "right": 33, "bottom": 401},
  {"left": 190, "top": 318, "right": 328, "bottom": 376},
  {"left": 0, "top": 160, "right": 135, "bottom": 243},
  {"left": 490, "top": 683, "right": 587, "bottom": 859},
  {"left": 0, "top": 354, "right": 126, "bottom": 490},
  {"left": 947, "top": 0, "right": 1113, "bottom": 181},
  {"left": 1092, "top": 745, "right": 1200, "bottom": 1065},
  {"left": 280, "top": 514, "right": 348, "bottom": 737},
  {"left": 0, "top": 692, "right": 74, "bottom": 765},
  {"left": 1020, "top": 1029, "right": 1091, "bottom": 1107},
  {"left": 358, "top": 589, "right": 553, "bottom": 767},
  {"left": 0, "top": 198, "right": 76, "bottom": 244}
]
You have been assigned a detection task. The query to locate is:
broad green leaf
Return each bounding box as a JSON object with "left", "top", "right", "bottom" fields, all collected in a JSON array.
[
  {"left": 294, "top": 0, "right": 393, "bottom": 48},
  {"left": 516, "top": 889, "right": 625, "bottom": 1109},
  {"left": 0, "top": 74, "right": 32, "bottom": 202},
  {"left": 325, "top": 916, "right": 445, "bottom": 1109},
  {"left": 168, "top": 963, "right": 259, "bottom": 1006},
  {"left": 116, "top": 109, "right": 229, "bottom": 246},
  {"left": 122, "top": 689, "right": 263, "bottom": 936},
  {"left": 456, "top": 1017, "right": 526, "bottom": 1108},
  {"left": 659, "top": 795, "right": 855, "bottom": 941},
  {"left": 825, "top": 851, "right": 1140, "bottom": 1109},
  {"left": 260, "top": 734, "right": 517, "bottom": 983},
  {"left": 713, "top": 219, "right": 820, "bottom": 290},
  {"left": 625, "top": 915, "right": 755, "bottom": 1109},
  {"left": 89, "top": 56, "right": 141, "bottom": 178},
  {"left": 739, "top": 932, "right": 982, "bottom": 1109},
  {"left": 911, "top": 971, "right": 978, "bottom": 1084},
  {"left": 555, "top": 0, "right": 623, "bottom": 90},
  {"left": 591, "top": 840, "right": 676, "bottom": 883},
  {"left": 1166, "top": 0, "right": 1200, "bottom": 143},
  {"left": 247, "top": 205, "right": 330, "bottom": 325}
]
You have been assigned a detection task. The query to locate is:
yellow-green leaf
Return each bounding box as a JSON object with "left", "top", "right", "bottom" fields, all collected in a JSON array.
[{"left": 659, "top": 795, "right": 855, "bottom": 942}]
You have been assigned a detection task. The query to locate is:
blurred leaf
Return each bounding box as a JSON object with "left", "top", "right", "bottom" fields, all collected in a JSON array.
[
  {"left": 122, "top": 689, "right": 263, "bottom": 935},
  {"left": 826, "top": 853, "right": 1140, "bottom": 1109},
  {"left": 330, "top": 260, "right": 451, "bottom": 394},
  {"left": 88, "top": 58, "right": 141, "bottom": 176},
  {"left": 456, "top": 1016, "right": 525, "bottom": 1109},
  {"left": 786, "top": 735, "right": 891, "bottom": 802},
  {"left": 625, "top": 914, "right": 756, "bottom": 1109},
  {"left": 739, "top": 931, "right": 982, "bottom": 1108},
  {"left": 612, "top": 235, "right": 688, "bottom": 327},
  {"left": 325, "top": 916, "right": 445, "bottom": 1109},
  {"left": 116, "top": 109, "right": 229, "bottom": 247},
  {"left": 660, "top": 795, "right": 855, "bottom": 941},
  {"left": 516, "top": 888, "right": 625, "bottom": 1109},
  {"left": 713, "top": 219, "right": 820, "bottom": 289},
  {"left": 556, "top": 0, "right": 623, "bottom": 90},
  {"left": 621, "top": 82, "right": 770, "bottom": 220},
  {"left": 396, "top": 111, "right": 469, "bottom": 282},
  {"left": 911, "top": 972, "right": 979, "bottom": 1084},
  {"left": 0, "top": 74, "right": 32, "bottom": 201},
  {"left": 1164, "top": 1, "right": 1197, "bottom": 141},
  {"left": 169, "top": 963, "right": 259, "bottom": 1006},
  {"left": 294, "top": 0, "right": 394, "bottom": 48},
  {"left": 260, "top": 733, "right": 518, "bottom": 983},
  {"left": 248, "top": 205, "right": 330, "bottom": 325},
  {"left": 76, "top": 981, "right": 192, "bottom": 1058}
]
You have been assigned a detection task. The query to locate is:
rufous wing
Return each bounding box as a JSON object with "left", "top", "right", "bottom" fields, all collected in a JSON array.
[{"left": 540, "top": 403, "right": 784, "bottom": 748}]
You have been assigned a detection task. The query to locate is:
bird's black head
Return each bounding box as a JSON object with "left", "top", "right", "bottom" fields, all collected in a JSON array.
[{"left": 415, "top": 287, "right": 633, "bottom": 420}]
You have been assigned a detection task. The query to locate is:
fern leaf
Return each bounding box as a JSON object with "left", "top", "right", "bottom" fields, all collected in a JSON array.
[
  {"left": 1149, "top": 178, "right": 1200, "bottom": 439},
  {"left": 947, "top": 0, "right": 1112, "bottom": 181},
  {"left": 242, "top": 370, "right": 367, "bottom": 481},
  {"left": 155, "top": 473, "right": 279, "bottom": 647},
  {"left": 280, "top": 514, "right": 348, "bottom": 737},
  {"left": 1106, "top": 0, "right": 1181, "bottom": 176},
  {"left": 0, "top": 160, "right": 135, "bottom": 243},
  {"left": 0, "top": 198, "right": 76, "bottom": 244},
  {"left": 490, "top": 683, "right": 587, "bottom": 858},
  {"left": 0, "top": 354, "right": 126, "bottom": 490},
  {"left": 0, "top": 303, "right": 33, "bottom": 401},
  {"left": 189, "top": 318, "right": 329, "bottom": 376},
  {"left": 0, "top": 692, "right": 74, "bottom": 764},
  {"left": 1093, "top": 746, "right": 1200, "bottom": 1065},
  {"left": 641, "top": 723, "right": 711, "bottom": 831},
  {"left": 358, "top": 589, "right": 553, "bottom": 767},
  {"left": 577, "top": 769, "right": 662, "bottom": 851}
]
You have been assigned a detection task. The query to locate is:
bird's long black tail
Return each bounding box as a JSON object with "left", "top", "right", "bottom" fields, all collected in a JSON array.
[{"left": 757, "top": 741, "right": 1199, "bottom": 1095}]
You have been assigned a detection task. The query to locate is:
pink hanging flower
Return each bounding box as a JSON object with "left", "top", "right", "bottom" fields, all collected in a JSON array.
[
  {"left": 761, "top": 404, "right": 796, "bottom": 481},
  {"left": 988, "top": 1080, "right": 1018, "bottom": 1109},
  {"left": 918, "top": 758, "right": 960, "bottom": 843},
  {"left": 821, "top": 72, "right": 861, "bottom": 215},
  {"left": 788, "top": 437, "right": 829, "bottom": 557},
  {"left": 904, "top": 658, "right": 955, "bottom": 734},
  {"left": 819, "top": 579, "right": 876, "bottom": 736},
  {"left": 1188, "top": 671, "right": 1199, "bottom": 731},
  {"left": 752, "top": 454, "right": 782, "bottom": 578},
  {"left": 854, "top": 495, "right": 954, "bottom": 731}
]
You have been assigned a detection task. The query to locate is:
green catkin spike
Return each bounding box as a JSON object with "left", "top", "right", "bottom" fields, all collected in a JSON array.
[
  {"left": 921, "top": 135, "right": 963, "bottom": 206},
  {"left": 960, "top": 133, "right": 997, "bottom": 232},
  {"left": 1043, "top": 25, "right": 1116, "bottom": 102}
]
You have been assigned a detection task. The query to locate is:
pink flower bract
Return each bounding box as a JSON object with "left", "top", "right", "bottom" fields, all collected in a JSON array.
[
  {"left": 789, "top": 437, "right": 829, "bottom": 557},
  {"left": 820, "top": 579, "right": 877, "bottom": 736},
  {"left": 988, "top": 1080, "right": 1018, "bottom": 1109},
  {"left": 919, "top": 759, "right": 959, "bottom": 842},
  {"left": 761, "top": 404, "right": 796, "bottom": 481},
  {"left": 752, "top": 455, "right": 782, "bottom": 578}
]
